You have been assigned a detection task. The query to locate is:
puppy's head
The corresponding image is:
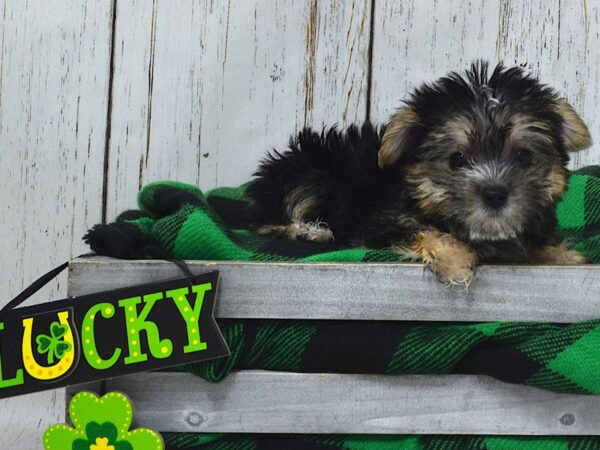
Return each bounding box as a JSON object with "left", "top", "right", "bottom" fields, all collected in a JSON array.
[{"left": 379, "top": 62, "right": 591, "bottom": 242}]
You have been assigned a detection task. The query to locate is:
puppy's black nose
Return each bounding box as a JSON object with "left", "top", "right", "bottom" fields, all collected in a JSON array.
[{"left": 482, "top": 186, "right": 508, "bottom": 209}]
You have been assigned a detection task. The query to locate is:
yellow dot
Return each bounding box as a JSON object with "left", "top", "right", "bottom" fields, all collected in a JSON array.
[
  {"left": 89, "top": 314, "right": 95, "bottom": 321},
  {"left": 193, "top": 340, "right": 198, "bottom": 345},
  {"left": 184, "top": 307, "right": 189, "bottom": 312},
  {"left": 88, "top": 350, "right": 94, "bottom": 356},
  {"left": 129, "top": 317, "right": 134, "bottom": 323},
  {"left": 190, "top": 317, "right": 196, "bottom": 322},
  {"left": 191, "top": 328, "right": 197, "bottom": 334},
  {"left": 161, "top": 346, "right": 168, "bottom": 354},
  {"left": 85, "top": 326, "right": 91, "bottom": 332},
  {"left": 128, "top": 306, "right": 133, "bottom": 312},
  {"left": 105, "top": 307, "right": 112, "bottom": 314},
  {"left": 96, "top": 358, "right": 102, "bottom": 364},
  {"left": 132, "top": 340, "right": 137, "bottom": 346},
  {"left": 178, "top": 296, "right": 183, "bottom": 302},
  {"left": 133, "top": 352, "right": 138, "bottom": 357},
  {"left": 131, "top": 329, "right": 136, "bottom": 334},
  {"left": 85, "top": 339, "right": 90, "bottom": 344}
]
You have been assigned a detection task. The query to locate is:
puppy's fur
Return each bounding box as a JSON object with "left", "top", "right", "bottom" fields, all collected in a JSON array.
[{"left": 246, "top": 63, "right": 591, "bottom": 285}]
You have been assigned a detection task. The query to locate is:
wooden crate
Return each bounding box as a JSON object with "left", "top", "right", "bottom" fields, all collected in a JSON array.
[{"left": 67, "top": 257, "right": 600, "bottom": 435}]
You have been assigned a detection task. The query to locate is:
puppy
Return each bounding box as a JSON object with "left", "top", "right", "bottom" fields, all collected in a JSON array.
[{"left": 245, "top": 62, "right": 590, "bottom": 285}]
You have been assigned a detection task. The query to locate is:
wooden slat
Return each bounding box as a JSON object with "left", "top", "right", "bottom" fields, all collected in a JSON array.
[
  {"left": 369, "top": 0, "right": 600, "bottom": 168},
  {"left": 104, "top": 0, "right": 371, "bottom": 220},
  {"left": 0, "top": 2, "right": 114, "bottom": 448},
  {"left": 106, "top": 371, "right": 600, "bottom": 435},
  {"left": 69, "top": 257, "right": 600, "bottom": 323}
]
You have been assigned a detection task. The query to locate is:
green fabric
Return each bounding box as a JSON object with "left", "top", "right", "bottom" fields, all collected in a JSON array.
[
  {"left": 162, "top": 433, "right": 600, "bottom": 449},
  {"left": 100, "top": 166, "right": 600, "bottom": 448},
  {"left": 129, "top": 167, "right": 600, "bottom": 264}
]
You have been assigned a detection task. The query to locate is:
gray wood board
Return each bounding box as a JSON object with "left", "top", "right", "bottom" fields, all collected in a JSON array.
[
  {"left": 69, "top": 258, "right": 600, "bottom": 323},
  {"left": 106, "top": 371, "right": 600, "bottom": 435}
]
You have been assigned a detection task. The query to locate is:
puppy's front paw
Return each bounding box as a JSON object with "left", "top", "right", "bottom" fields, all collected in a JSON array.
[
  {"left": 534, "top": 243, "right": 588, "bottom": 265},
  {"left": 431, "top": 245, "right": 477, "bottom": 286},
  {"left": 403, "top": 231, "right": 478, "bottom": 287}
]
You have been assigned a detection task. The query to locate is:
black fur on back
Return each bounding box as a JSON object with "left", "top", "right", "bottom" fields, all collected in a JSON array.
[{"left": 246, "top": 123, "right": 414, "bottom": 244}]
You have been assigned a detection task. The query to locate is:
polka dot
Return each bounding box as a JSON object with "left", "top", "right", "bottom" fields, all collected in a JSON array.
[
  {"left": 96, "top": 358, "right": 102, "bottom": 364},
  {"left": 178, "top": 296, "right": 184, "bottom": 301},
  {"left": 129, "top": 318, "right": 134, "bottom": 323},
  {"left": 85, "top": 339, "right": 90, "bottom": 344},
  {"left": 132, "top": 340, "right": 137, "bottom": 345},
  {"left": 133, "top": 352, "right": 138, "bottom": 357},
  {"left": 85, "top": 326, "right": 91, "bottom": 332},
  {"left": 184, "top": 307, "right": 189, "bottom": 312},
  {"left": 193, "top": 340, "right": 198, "bottom": 345},
  {"left": 190, "top": 317, "right": 196, "bottom": 322},
  {"left": 88, "top": 350, "right": 94, "bottom": 356},
  {"left": 89, "top": 314, "right": 95, "bottom": 321},
  {"left": 131, "top": 329, "right": 136, "bottom": 334},
  {"left": 161, "top": 346, "right": 169, "bottom": 354},
  {"left": 191, "top": 328, "right": 197, "bottom": 334},
  {"left": 128, "top": 306, "right": 133, "bottom": 312},
  {"left": 105, "top": 307, "right": 113, "bottom": 314}
]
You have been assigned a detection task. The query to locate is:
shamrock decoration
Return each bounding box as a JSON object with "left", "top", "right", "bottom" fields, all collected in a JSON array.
[
  {"left": 36, "top": 321, "right": 72, "bottom": 364},
  {"left": 44, "top": 391, "right": 163, "bottom": 450}
]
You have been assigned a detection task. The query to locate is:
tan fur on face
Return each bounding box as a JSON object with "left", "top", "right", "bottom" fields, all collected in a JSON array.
[
  {"left": 509, "top": 114, "right": 555, "bottom": 147},
  {"left": 428, "top": 115, "right": 472, "bottom": 148},
  {"left": 546, "top": 165, "right": 568, "bottom": 201},
  {"left": 554, "top": 98, "right": 592, "bottom": 151},
  {"left": 404, "top": 165, "right": 450, "bottom": 216},
  {"left": 394, "top": 230, "right": 478, "bottom": 286},
  {"left": 378, "top": 106, "right": 420, "bottom": 168}
]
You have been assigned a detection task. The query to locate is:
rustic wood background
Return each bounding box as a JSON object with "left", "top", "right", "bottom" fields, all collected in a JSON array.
[{"left": 0, "top": 1, "right": 599, "bottom": 447}]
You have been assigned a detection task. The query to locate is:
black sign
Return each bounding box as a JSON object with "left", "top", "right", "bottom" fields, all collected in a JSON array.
[{"left": 0, "top": 271, "right": 229, "bottom": 398}]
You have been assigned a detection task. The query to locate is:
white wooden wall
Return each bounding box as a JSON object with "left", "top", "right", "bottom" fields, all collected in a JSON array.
[{"left": 0, "top": 1, "right": 599, "bottom": 448}]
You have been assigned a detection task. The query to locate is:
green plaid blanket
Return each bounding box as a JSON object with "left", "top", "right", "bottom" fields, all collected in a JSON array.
[
  {"left": 85, "top": 166, "right": 600, "bottom": 449},
  {"left": 162, "top": 433, "right": 600, "bottom": 450}
]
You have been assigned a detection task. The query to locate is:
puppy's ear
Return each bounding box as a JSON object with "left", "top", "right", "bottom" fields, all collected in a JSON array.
[
  {"left": 378, "top": 106, "right": 421, "bottom": 168},
  {"left": 555, "top": 98, "right": 592, "bottom": 152}
]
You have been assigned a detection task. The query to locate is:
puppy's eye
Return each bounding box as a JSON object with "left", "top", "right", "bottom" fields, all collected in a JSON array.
[
  {"left": 449, "top": 152, "right": 468, "bottom": 170},
  {"left": 515, "top": 148, "right": 532, "bottom": 166}
]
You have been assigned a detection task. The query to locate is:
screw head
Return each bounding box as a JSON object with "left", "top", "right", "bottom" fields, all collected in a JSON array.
[{"left": 186, "top": 412, "right": 204, "bottom": 426}]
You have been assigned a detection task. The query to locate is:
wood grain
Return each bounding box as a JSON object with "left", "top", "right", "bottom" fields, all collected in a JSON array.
[
  {"left": 69, "top": 257, "right": 600, "bottom": 323},
  {"left": 370, "top": 0, "right": 600, "bottom": 168},
  {"left": 104, "top": 0, "right": 371, "bottom": 220},
  {"left": 0, "top": 1, "right": 114, "bottom": 448},
  {"left": 107, "top": 371, "right": 600, "bottom": 435}
]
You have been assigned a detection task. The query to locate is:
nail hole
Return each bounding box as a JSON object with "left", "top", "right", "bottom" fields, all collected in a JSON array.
[{"left": 560, "top": 413, "right": 575, "bottom": 426}]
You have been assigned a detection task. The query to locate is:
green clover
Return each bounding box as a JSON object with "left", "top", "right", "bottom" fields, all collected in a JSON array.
[
  {"left": 44, "top": 391, "right": 163, "bottom": 450},
  {"left": 36, "top": 321, "right": 72, "bottom": 364}
]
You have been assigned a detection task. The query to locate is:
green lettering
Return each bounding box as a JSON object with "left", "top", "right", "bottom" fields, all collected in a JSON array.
[
  {"left": 119, "top": 292, "right": 173, "bottom": 364},
  {"left": 166, "top": 283, "right": 211, "bottom": 354},
  {"left": 81, "top": 303, "right": 122, "bottom": 370},
  {"left": 0, "top": 322, "right": 24, "bottom": 388}
]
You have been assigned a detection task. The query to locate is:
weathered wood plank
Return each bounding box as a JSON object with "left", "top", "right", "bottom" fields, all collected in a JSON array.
[
  {"left": 0, "top": 1, "right": 114, "bottom": 448},
  {"left": 106, "top": 371, "right": 600, "bottom": 435},
  {"left": 69, "top": 258, "right": 600, "bottom": 323},
  {"left": 104, "top": 0, "right": 371, "bottom": 220},
  {"left": 370, "top": 0, "right": 600, "bottom": 168}
]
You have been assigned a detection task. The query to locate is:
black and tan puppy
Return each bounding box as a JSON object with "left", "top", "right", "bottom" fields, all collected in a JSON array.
[{"left": 246, "top": 62, "right": 591, "bottom": 285}]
